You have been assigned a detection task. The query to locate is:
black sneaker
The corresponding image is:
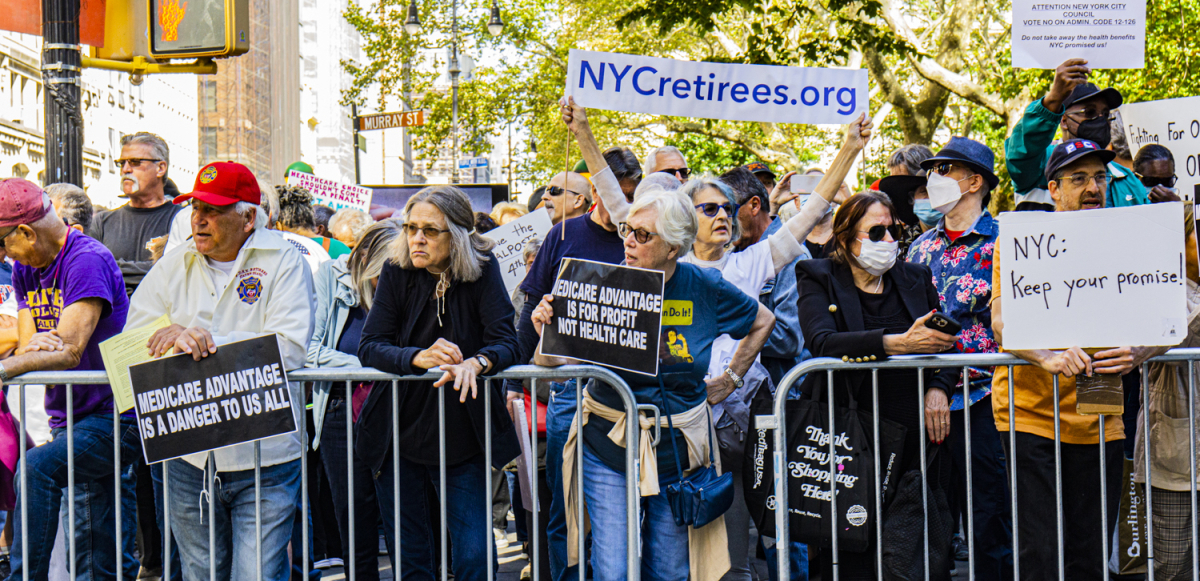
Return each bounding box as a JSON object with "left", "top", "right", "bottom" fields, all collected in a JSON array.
[
  {"left": 951, "top": 533, "right": 969, "bottom": 561},
  {"left": 0, "top": 554, "right": 11, "bottom": 579}
]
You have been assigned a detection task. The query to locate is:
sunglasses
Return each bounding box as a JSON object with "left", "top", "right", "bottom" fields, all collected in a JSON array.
[
  {"left": 657, "top": 168, "right": 692, "bottom": 180},
  {"left": 0, "top": 226, "right": 18, "bottom": 249},
  {"left": 618, "top": 223, "right": 660, "bottom": 244},
  {"left": 545, "top": 185, "right": 586, "bottom": 198},
  {"left": 858, "top": 224, "right": 901, "bottom": 243},
  {"left": 402, "top": 223, "right": 451, "bottom": 239},
  {"left": 694, "top": 202, "right": 737, "bottom": 218},
  {"left": 114, "top": 158, "right": 162, "bottom": 169},
  {"left": 1136, "top": 173, "right": 1178, "bottom": 189}
]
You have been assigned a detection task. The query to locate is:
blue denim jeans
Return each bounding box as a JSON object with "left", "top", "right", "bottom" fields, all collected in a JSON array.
[
  {"left": 166, "top": 458, "right": 300, "bottom": 581},
  {"left": 319, "top": 397, "right": 392, "bottom": 580},
  {"left": 545, "top": 379, "right": 578, "bottom": 581},
  {"left": 375, "top": 454, "right": 496, "bottom": 581},
  {"left": 762, "top": 538, "right": 809, "bottom": 581},
  {"left": 9, "top": 413, "right": 141, "bottom": 581},
  {"left": 581, "top": 445, "right": 688, "bottom": 581},
  {"left": 149, "top": 462, "right": 183, "bottom": 581},
  {"left": 58, "top": 455, "right": 141, "bottom": 581}
]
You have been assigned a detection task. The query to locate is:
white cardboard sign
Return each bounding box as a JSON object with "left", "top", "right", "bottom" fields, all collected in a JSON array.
[
  {"left": 486, "top": 210, "right": 553, "bottom": 296},
  {"left": 1011, "top": 0, "right": 1146, "bottom": 69},
  {"left": 998, "top": 203, "right": 1187, "bottom": 350},
  {"left": 286, "top": 171, "right": 374, "bottom": 213},
  {"left": 1120, "top": 96, "right": 1200, "bottom": 201},
  {"left": 565, "top": 49, "right": 868, "bottom": 125}
]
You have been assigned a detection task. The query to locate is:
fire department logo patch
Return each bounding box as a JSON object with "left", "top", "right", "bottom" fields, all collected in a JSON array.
[
  {"left": 237, "top": 276, "right": 263, "bottom": 305},
  {"left": 199, "top": 166, "right": 218, "bottom": 184}
]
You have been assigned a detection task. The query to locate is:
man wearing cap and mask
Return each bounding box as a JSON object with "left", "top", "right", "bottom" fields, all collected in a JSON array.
[
  {"left": 125, "top": 161, "right": 314, "bottom": 581},
  {"left": 905, "top": 137, "right": 1013, "bottom": 580},
  {"left": 0, "top": 179, "right": 142, "bottom": 580},
  {"left": 992, "top": 139, "right": 1161, "bottom": 579},
  {"left": 1005, "top": 58, "right": 1148, "bottom": 211}
]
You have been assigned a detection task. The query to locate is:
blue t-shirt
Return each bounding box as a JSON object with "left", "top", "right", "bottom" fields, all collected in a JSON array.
[{"left": 585, "top": 263, "right": 760, "bottom": 480}]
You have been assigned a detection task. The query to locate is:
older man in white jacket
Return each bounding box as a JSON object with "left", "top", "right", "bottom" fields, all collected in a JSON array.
[{"left": 126, "top": 161, "right": 314, "bottom": 581}]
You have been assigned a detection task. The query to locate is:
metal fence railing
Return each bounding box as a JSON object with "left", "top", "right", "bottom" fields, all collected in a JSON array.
[
  {"left": 762, "top": 349, "right": 1200, "bottom": 581},
  {"left": 2, "top": 364, "right": 644, "bottom": 581}
]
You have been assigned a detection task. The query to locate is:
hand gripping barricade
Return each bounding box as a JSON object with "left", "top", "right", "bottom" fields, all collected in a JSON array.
[
  {"left": 753, "top": 349, "right": 1200, "bottom": 581},
  {"left": 1, "top": 365, "right": 646, "bottom": 581}
]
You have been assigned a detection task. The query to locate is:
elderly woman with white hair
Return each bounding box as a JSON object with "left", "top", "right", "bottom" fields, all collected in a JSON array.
[
  {"left": 355, "top": 185, "right": 521, "bottom": 581},
  {"left": 531, "top": 189, "right": 776, "bottom": 581}
]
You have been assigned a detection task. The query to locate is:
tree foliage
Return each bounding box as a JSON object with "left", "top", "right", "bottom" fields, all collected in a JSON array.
[{"left": 344, "top": 0, "right": 1200, "bottom": 205}]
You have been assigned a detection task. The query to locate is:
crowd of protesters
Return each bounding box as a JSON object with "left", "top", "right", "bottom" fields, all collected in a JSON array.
[{"left": 0, "top": 55, "right": 1191, "bottom": 581}]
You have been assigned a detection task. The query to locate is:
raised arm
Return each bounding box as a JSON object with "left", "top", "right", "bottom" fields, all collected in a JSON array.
[
  {"left": 561, "top": 97, "right": 630, "bottom": 224},
  {"left": 766, "top": 114, "right": 872, "bottom": 273}
]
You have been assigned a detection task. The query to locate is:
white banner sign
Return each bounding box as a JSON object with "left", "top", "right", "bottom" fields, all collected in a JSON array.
[
  {"left": 1120, "top": 96, "right": 1200, "bottom": 201},
  {"left": 486, "top": 210, "right": 553, "bottom": 296},
  {"left": 286, "top": 171, "right": 374, "bottom": 213},
  {"left": 1011, "top": 0, "right": 1146, "bottom": 69},
  {"left": 999, "top": 203, "right": 1187, "bottom": 350},
  {"left": 565, "top": 50, "right": 868, "bottom": 125}
]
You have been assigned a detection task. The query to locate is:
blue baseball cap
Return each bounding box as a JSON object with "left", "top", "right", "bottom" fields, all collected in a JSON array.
[
  {"left": 1044, "top": 139, "right": 1116, "bottom": 182},
  {"left": 920, "top": 136, "right": 1000, "bottom": 190}
]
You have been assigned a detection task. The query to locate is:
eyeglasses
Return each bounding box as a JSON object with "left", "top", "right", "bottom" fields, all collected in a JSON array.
[
  {"left": 618, "top": 223, "right": 660, "bottom": 244},
  {"left": 1064, "top": 108, "right": 1112, "bottom": 123},
  {"left": 403, "top": 223, "right": 451, "bottom": 239},
  {"left": 1135, "top": 173, "right": 1178, "bottom": 189},
  {"left": 857, "top": 224, "right": 900, "bottom": 243},
  {"left": 694, "top": 202, "right": 737, "bottom": 218},
  {"left": 114, "top": 158, "right": 162, "bottom": 169},
  {"left": 657, "top": 168, "right": 692, "bottom": 180},
  {"left": 545, "top": 185, "right": 586, "bottom": 198},
  {"left": 0, "top": 226, "right": 19, "bottom": 249},
  {"left": 1056, "top": 172, "right": 1113, "bottom": 189}
]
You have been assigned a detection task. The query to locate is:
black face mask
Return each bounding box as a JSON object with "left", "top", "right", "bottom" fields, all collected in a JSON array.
[{"left": 1074, "top": 116, "right": 1112, "bottom": 148}]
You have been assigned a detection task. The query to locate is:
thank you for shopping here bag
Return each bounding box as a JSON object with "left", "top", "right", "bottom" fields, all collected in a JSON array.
[{"left": 744, "top": 385, "right": 906, "bottom": 553}]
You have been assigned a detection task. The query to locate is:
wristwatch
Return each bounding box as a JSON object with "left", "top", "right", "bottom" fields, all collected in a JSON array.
[
  {"left": 0, "top": 362, "right": 9, "bottom": 382},
  {"left": 723, "top": 367, "right": 744, "bottom": 389},
  {"left": 475, "top": 355, "right": 491, "bottom": 373}
]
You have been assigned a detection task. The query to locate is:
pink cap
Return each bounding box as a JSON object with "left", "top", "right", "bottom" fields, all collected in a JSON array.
[{"left": 0, "top": 179, "right": 50, "bottom": 228}]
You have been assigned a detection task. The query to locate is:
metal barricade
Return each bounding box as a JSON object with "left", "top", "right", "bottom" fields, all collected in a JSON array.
[
  {"left": 3, "top": 364, "right": 645, "bottom": 581},
  {"left": 763, "top": 349, "right": 1200, "bottom": 581}
]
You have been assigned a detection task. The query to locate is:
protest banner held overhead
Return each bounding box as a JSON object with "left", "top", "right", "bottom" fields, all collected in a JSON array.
[
  {"left": 565, "top": 50, "right": 869, "bottom": 125},
  {"left": 129, "top": 335, "right": 299, "bottom": 464},
  {"left": 1011, "top": 0, "right": 1146, "bottom": 69},
  {"left": 486, "top": 209, "right": 553, "bottom": 296},
  {"left": 540, "top": 258, "right": 665, "bottom": 376},
  {"left": 998, "top": 203, "right": 1187, "bottom": 350},
  {"left": 286, "top": 170, "right": 374, "bottom": 213},
  {"left": 1121, "top": 96, "right": 1200, "bottom": 200}
]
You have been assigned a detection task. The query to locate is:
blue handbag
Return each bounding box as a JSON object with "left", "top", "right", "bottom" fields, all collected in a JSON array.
[{"left": 658, "top": 378, "right": 734, "bottom": 529}]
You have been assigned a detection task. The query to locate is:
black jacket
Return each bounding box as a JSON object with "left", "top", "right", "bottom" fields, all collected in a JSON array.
[
  {"left": 795, "top": 258, "right": 956, "bottom": 401},
  {"left": 355, "top": 252, "right": 521, "bottom": 472}
]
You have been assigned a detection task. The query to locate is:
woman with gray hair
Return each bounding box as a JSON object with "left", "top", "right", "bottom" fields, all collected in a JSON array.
[
  {"left": 530, "top": 189, "right": 776, "bottom": 580},
  {"left": 307, "top": 219, "right": 403, "bottom": 580},
  {"left": 355, "top": 185, "right": 521, "bottom": 581}
]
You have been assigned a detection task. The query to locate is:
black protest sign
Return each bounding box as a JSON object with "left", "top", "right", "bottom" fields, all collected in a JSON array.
[
  {"left": 540, "top": 258, "right": 664, "bottom": 376},
  {"left": 129, "top": 334, "right": 298, "bottom": 464}
]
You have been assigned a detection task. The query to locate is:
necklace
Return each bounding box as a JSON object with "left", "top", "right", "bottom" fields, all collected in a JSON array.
[
  {"left": 872, "top": 275, "right": 883, "bottom": 293},
  {"left": 434, "top": 270, "right": 450, "bottom": 327}
]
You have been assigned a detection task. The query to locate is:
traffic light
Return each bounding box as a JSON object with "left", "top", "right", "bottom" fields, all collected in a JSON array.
[{"left": 149, "top": 0, "right": 249, "bottom": 59}]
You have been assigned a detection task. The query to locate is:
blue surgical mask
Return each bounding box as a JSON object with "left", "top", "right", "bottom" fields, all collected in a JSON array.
[{"left": 913, "top": 199, "right": 943, "bottom": 226}]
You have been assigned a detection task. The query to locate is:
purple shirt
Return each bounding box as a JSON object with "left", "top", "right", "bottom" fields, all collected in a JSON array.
[{"left": 14, "top": 229, "right": 128, "bottom": 428}]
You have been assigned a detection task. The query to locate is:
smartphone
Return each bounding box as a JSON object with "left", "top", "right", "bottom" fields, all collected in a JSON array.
[
  {"left": 925, "top": 312, "right": 962, "bottom": 336},
  {"left": 790, "top": 175, "right": 823, "bottom": 194}
]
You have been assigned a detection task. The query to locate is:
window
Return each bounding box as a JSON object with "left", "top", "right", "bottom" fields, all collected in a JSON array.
[
  {"left": 201, "top": 127, "right": 218, "bottom": 159},
  {"left": 201, "top": 80, "right": 217, "bottom": 112}
]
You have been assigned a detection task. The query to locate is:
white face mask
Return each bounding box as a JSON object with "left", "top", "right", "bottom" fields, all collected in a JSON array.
[
  {"left": 856, "top": 239, "right": 899, "bottom": 276},
  {"left": 926, "top": 171, "right": 971, "bottom": 214}
]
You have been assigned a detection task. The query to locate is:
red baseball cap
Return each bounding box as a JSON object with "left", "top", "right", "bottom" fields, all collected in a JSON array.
[
  {"left": 0, "top": 178, "right": 51, "bottom": 228},
  {"left": 175, "top": 161, "right": 261, "bottom": 206}
]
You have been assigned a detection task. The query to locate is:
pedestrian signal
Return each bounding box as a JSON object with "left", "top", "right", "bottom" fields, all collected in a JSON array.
[{"left": 149, "top": 0, "right": 249, "bottom": 59}]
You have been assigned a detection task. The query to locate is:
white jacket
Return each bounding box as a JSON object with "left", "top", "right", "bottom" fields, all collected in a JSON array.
[{"left": 128, "top": 228, "right": 315, "bottom": 472}]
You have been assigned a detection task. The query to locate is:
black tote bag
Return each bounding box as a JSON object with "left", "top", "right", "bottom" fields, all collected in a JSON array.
[{"left": 744, "top": 377, "right": 907, "bottom": 553}]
